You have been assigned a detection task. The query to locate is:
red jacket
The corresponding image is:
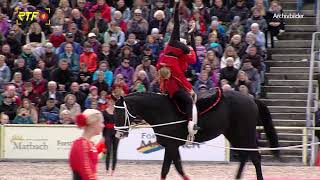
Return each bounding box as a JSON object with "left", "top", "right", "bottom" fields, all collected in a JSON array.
[
  {"left": 69, "top": 137, "right": 98, "bottom": 180},
  {"left": 157, "top": 45, "right": 196, "bottom": 97},
  {"left": 80, "top": 52, "right": 98, "bottom": 73},
  {"left": 49, "top": 33, "right": 66, "bottom": 48},
  {"left": 90, "top": 4, "right": 111, "bottom": 23},
  {"left": 31, "top": 79, "right": 47, "bottom": 95}
]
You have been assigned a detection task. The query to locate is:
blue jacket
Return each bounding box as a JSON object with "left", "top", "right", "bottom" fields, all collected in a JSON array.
[
  {"left": 58, "top": 53, "right": 80, "bottom": 73},
  {"left": 92, "top": 70, "right": 113, "bottom": 87}
]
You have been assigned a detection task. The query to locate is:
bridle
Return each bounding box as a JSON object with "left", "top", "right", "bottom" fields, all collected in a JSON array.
[{"left": 114, "top": 100, "right": 137, "bottom": 130}]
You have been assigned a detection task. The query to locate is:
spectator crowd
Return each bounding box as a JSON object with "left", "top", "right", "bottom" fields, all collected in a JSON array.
[{"left": 0, "top": 0, "right": 286, "bottom": 124}]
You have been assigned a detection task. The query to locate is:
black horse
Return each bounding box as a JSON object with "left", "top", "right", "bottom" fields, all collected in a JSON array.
[{"left": 114, "top": 90, "right": 279, "bottom": 180}]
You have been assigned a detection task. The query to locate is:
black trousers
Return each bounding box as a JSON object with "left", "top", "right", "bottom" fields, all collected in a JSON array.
[
  {"left": 73, "top": 171, "right": 82, "bottom": 180},
  {"left": 104, "top": 134, "right": 119, "bottom": 171},
  {"left": 172, "top": 89, "right": 193, "bottom": 120}
]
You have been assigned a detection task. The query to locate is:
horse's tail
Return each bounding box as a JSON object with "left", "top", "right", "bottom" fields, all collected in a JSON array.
[{"left": 255, "top": 99, "right": 281, "bottom": 159}]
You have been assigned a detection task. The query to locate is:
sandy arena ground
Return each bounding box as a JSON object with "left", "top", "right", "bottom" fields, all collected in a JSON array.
[{"left": 0, "top": 161, "right": 320, "bottom": 180}]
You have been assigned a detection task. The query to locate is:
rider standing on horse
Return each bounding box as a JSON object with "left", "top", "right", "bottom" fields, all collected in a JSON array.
[{"left": 157, "top": 0, "right": 200, "bottom": 137}]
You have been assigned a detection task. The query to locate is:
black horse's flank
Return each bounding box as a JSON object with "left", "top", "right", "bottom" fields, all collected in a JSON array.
[{"left": 114, "top": 91, "right": 277, "bottom": 180}]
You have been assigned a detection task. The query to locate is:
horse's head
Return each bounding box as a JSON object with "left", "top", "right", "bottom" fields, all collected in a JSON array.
[{"left": 114, "top": 96, "right": 137, "bottom": 139}]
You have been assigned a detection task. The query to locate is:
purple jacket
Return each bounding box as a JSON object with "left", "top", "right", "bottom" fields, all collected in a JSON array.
[
  {"left": 114, "top": 65, "right": 134, "bottom": 87},
  {"left": 0, "top": 18, "right": 9, "bottom": 36}
]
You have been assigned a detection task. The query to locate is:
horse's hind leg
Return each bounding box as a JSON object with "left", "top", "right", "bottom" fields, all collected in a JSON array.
[
  {"left": 235, "top": 151, "right": 248, "bottom": 179},
  {"left": 249, "top": 151, "right": 263, "bottom": 180},
  {"left": 161, "top": 148, "right": 173, "bottom": 179},
  {"left": 170, "top": 146, "right": 190, "bottom": 180}
]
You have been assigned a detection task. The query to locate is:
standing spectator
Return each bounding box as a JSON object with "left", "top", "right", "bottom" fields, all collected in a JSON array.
[
  {"left": 60, "top": 94, "right": 81, "bottom": 121},
  {"left": 104, "top": 22, "right": 125, "bottom": 48},
  {"left": 80, "top": 42, "right": 98, "bottom": 74},
  {"left": 11, "top": 58, "right": 32, "bottom": 81},
  {"left": 59, "top": 43, "right": 80, "bottom": 75},
  {"left": 70, "top": 9, "right": 89, "bottom": 33},
  {"left": 51, "top": 60, "right": 74, "bottom": 92},
  {"left": 93, "top": 61, "right": 113, "bottom": 86},
  {"left": 111, "top": 0, "right": 131, "bottom": 22},
  {"left": 91, "top": 0, "right": 112, "bottom": 22},
  {"left": 49, "top": 26, "right": 66, "bottom": 48},
  {"left": 0, "top": 44, "right": 16, "bottom": 69},
  {"left": 230, "top": 0, "right": 250, "bottom": 25},
  {"left": 193, "top": 70, "right": 214, "bottom": 93},
  {"left": 30, "top": 68, "right": 47, "bottom": 95},
  {"left": 92, "top": 71, "right": 110, "bottom": 93},
  {"left": 25, "top": 22, "right": 46, "bottom": 46},
  {"left": 41, "top": 81, "right": 64, "bottom": 107},
  {"left": 241, "top": 59, "right": 260, "bottom": 96},
  {"left": 127, "top": 9, "right": 149, "bottom": 41},
  {"left": 0, "top": 92, "right": 18, "bottom": 121},
  {"left": 221, "top": 46, "right": 241, "bottom": 69},
  {"left": 219, "top": 57, "right": 239, "bottom": 87},
  {"left": 266, "top": 1, "right": 285, "bottom": 47},
  {"left": 21, "top": 45, "right": 37, "bottom": 70},
  {"left": 39, "top": 98, "right": 60, "bottom": 124},
  {"left": 0, "top": 55, "right": 11, "bottom": 92},
  {"left": 89, "top": 8, "right": 109, "bottom": 34},
  {"left": 114, "top": 58, "right": 134, "bottom": 88},
  {"left": 68, "top": 82, "right": 87, "bottom": 110}
]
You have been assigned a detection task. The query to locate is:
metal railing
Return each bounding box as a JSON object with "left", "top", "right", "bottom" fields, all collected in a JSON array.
[{"left": 317, "top": 0, "right": 320, "bottom": 31}]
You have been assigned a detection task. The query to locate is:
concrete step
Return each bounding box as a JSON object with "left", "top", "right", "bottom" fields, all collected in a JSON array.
[
  {"left": 268, "top": 48, "right": 311, "bottom": 54},
  {"left": 269, "top": 67, "right": 317, "bottom": 73},
  {"left": 271, "top": 113, "right": 306, "bottom": 120},
  {"left": 286, "top": 25, "right": 317, "bottom": 32},
  {"left": 272, "top": 119, "right": 306, "bottom": 126},
  {"left": 267, "top": 80, "right": 317, "bottom": 86},
  {"left": 265, "top": 61, "right": 311, "bottom": 67},
  {"left": 265, "top": 73, "right": 318, "bottom": 80},
  {"left": 261, "top": 99, "right": 308, "bottom": 106},
  {"left": 274, "top": 40, "right": 312, "bottom": 48},
  {"left": 260, "top": 132, "right": 305, "bottom": 141},
  {"left": 262, "top": 86, "right": 316, "bottom": 93},
  {"left": 259, "top": 139, "right": 303, "bottom": 147},
  {"left": 265, "top": 93, "right": 316, "bottom": 100},
  {"left": 283, "top": 10, "right": 316, "bottom": 17},
  {"left": 261, "top": 154, "right": 303, "bottom": 163},
  {"left": 270, "top": 54, "right": 310, "bottom": 61},
  {"left": 285, "top": 17, "right": 316, "bottom": 25},
  {"left": 278, "top": 32, "right": 313, "bottom": 40},
  {"left": 260, "top": 147, "right": 303, "bottom": 155},
  {"left": 281, "top": 2, "right": 315, "bottom": 10},
  {"left": 268, "top": 106, "right": 312, "bottom": 113}
]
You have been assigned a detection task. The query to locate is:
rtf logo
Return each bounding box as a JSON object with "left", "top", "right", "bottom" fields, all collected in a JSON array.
[{"left": 16, "top": 8, "right": 50, "bottom": 25}]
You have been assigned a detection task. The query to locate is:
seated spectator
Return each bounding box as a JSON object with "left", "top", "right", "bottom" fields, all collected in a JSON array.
[
  {"left": 59, "top": 43, "right": 80, "bottom": 75},
  {"left": 90, "top": 0, "right": 111, "bottom": 22},
  {"left": 1, "top": 44, "right": 16, "bottom": 69},
  {"left": 195, "top": 36, "right": 207, "bottom": 70},
  {"left": 139, "top": 48, "right": 156, "bottom": 66},
  {"left": 206, "top": 33, "right": 223, "bottom": 58},
  {"left": 87, "top": 32, "right": 102, "bottom": 54},
  {"left": 59, "top": 0, "right": 72, "bottom": 17},
  {"left": 10, "top": 72, "right": 24, "bottom": 95},
  {"left": 98, "top": 43, "right": 116, "bottom": 70},
  {"left": 222, "top": 84, "right": 233, "bottom": 92},
  {"left": 22, "top": 82, "right": 42, "bottom": 108},
  {"left": 84, "top": 86, "right": 100, "bottom": 109},
  {"left": 149, "top": 74, "right": 161, "bottom": 93},
  {"left": 98, "top": 90, "right": 108, "bottom": 111},
  {"left": 245, "top": 7, "right": 268, "bottom": 33},
  {"left": 241, "top": 45, "right": 263, "bottom": 72},
  {"left": 148, "top": 10, "right": 167, "bottom": 35},
  {"left": 5, "top": 30, "right": 22, "bottom": 55},
  {"left": 111, "top": 0, "right": 131, "bottom": 23},
  {"left": 68, "top": 22, "right": 85, "bottom": 44},
  {"left": 266, "top": 1, "right": 285, "bottom": 48},
  {"left": 30, "top": 68, "right": 47, "bottom": 95},
  {"left": 36, "top": 60, "right": 50, "bottom": 80},
  {"left": 39, "top": 43, "right": 59, "bottom": 71},
  {"left": 202, "top": 50, "right": 220, "bottom": 73},
  {"left": 194, "top": 70, "right": 214, "bottom": 93},
  {"left": 104, "top": 22, "right": 125, "bottom": 48},
  {"left": 0, "top": 92, "right": 18, "bottom": 121},
  {"left": 239, "top": 84, "right": 254, "bottom": 99},
  {"left": 39, "top": 98, "right": 60, "bottom": 124},
  {"left": 202, "top": 63, "right": 219, "bottom": 87},
  {"left": 109, "top": 37, "right": 120, "bottom": 59},
  {"left": 227, "top": 16, "right": 245, "bottom": 41},
  {"left": 229, "top": 34, "right": 246, "bottom": 58},
  {"left": 114, "top": 58, "right": 134, "bottom": 88},
  {"left": 221, "top": 46, "right": 241, "bottom": 69},
  {"left": 207, "top": 20, "right": 226, "bottom": 46},
  {"left": 219, "top": 57, "right": 239, "bottom": 87},
  {"left": 0, "top": 113, "right": 9, "bottom": 124},
  {"left": 234, "top": 70, "right": 252, "bottom": 93},
  {"left": 25, "top": 22, "right": 46, "bottom": 46},
  {"left": 93, "top": 61, "right": 113, "bottom": 86},
  {"left": 150, "top": 28, "right": 164, "bottom": 51},
  {"left": 12, "top": 108, "right": 33, "bottom": 124},
  {"left": 252, "top": 0, "right": 268, "bottom": 17},
  {"left": 0, "top": 55, "right": 11, "bottom": 92},
  {"left": 21, "top": 44, "right": 37, "bottom": 70},
  {"left": 113, "top": 11, "right": 127, "bottom": 33},
  {"left": 92, "top": 71, "right": 110, "bottom": 93},
  {"left": 80, "top": 42, "right": 98, "bottom": 74},
  {"left": 89, "top": 8, "right": 108, "bottom": 34},
  {"left": 11, "top": 58, "right": 32, "bottom": 82},
  {"left": 50, "top": 8, "right": 66, "bottom": 27},
  {"left": 77, "top": 63, "right": 92, "bottom": 92},
  {"left": 19, "top": 98, "right": 38, "bottom": 123},
  {"left": 58, "top": 110, "right": 74, "bottom": 124},
  {"left": 60, "top": 94, "right": 81, "bottom": 121},
  {"left": 249, "top": 23, "right": 266, "bottom": 51},
  {"left": 190, "top": 11, "right": 207, "bottom": 37},
  {"left": 134, "top": 56, "right": 157, "bottom": 83},
  {"left": 41, "top": 81, "right": 64, "bottom": 107},
  {"left": 67, "top": 82, "right": 86, "bottom": 110},
  {"left": 70, "top": 8, "right": 89, "bottom": 33},
  {"left": 58, "top": 32, "right": 82, "bottom": 55},
  {"left": 135, "top": 70, "right": 150, "bottom": 92},
  {"left": 127, "top": 9, "right": 149, "bottom": 41},
  {"left": 132, "top": 80, "right": 146, "bottom": 93},
  {"left": 210, "top": 0, "right": 230, "bottom": 23},
  {"left": 0, "top": 13, "right": 9, "bottom": 37},
  {"left": 241, "top": 59, "right": 260, "bottom": 96},
  {"left": 230, "top": 0, "right": 250, "bottom": 25},
  {"left": 112, "top": 73, "right": 129, "bottom": 95},
  {"left": 144, "top": 35, "right": 160, "bottom": 60},
  {"left": 49, "top": 26, "right": 66, "bottom": 48},
  {"left": 51, "top": 60, "right": 73, "bottom": 92},
  {"left": 124, "top": 33, "right": 141, "bottom": 57}
]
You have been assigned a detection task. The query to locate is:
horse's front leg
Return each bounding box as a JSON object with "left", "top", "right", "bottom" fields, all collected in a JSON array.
[{"left": 161, "top": 148, "right": 172, "bottom": 180}]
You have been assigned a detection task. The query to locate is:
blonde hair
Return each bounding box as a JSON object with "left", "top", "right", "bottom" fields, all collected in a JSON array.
[
  {"left": 83, "top": 109, "right": 103, "bottom": 125},
  {"left": 159, "top": 66, "right": 171, "bottom": 79}
]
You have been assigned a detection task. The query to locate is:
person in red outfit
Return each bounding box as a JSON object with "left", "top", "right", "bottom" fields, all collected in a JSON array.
[
  {"left": 156, "top": 0, "right": 199, "bottom": 141},
  {"left": 80, "top": 42, "right": 98, "bottom": 74},
  {"left": 49, "top": 26, "right": 66, "bottom": 48},
  {"left": 69, "top": 109, "right": 104, "bottom": 180},
  {"left": 90, "top": 0, "right": 111, "bottom": 23}
]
